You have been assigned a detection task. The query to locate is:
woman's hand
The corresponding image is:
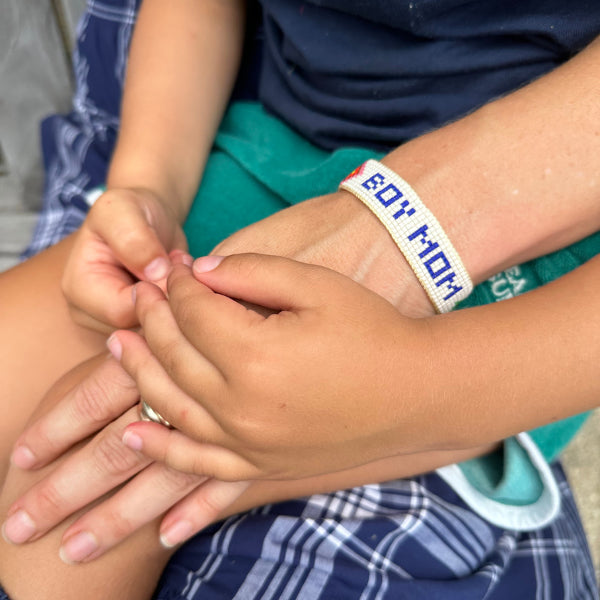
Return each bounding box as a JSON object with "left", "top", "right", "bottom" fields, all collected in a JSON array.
[
  {"left": 62, "top": 187, "right": 188, "bottom": 333},
  {"left": 115, "top": 254, "right": 438, "bottom": 482},
  {"left": 212, "top": 191, "right": 435, "bottom": 318},
  {"left": 3, "top": 354, "right": 249, "bottom": 562}
]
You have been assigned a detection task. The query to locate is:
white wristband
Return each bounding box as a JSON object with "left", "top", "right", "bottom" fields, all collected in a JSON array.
[{"left": 339, "top": 159, "right": 473, "bottom": 313}]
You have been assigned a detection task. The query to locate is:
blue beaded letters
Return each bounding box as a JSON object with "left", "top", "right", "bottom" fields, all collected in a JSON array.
[
  {"left": 363, "top": 175, "right": 416, "bottom": 216},
  {"left": 363, "top": 172, "right": 464, "bottom": 302}
]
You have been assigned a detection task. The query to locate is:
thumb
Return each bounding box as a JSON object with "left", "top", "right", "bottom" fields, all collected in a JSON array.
[
  {"left": 88, "top": 190, "right": 172, "bottom": 282},
  {"left": 191, "top": 253, "right": 332, "bottom": 311}
]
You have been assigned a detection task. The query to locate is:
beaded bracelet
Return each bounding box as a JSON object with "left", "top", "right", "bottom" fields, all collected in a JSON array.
[{"left": 339, "top": 159, "right": 472, "bottom": 313}]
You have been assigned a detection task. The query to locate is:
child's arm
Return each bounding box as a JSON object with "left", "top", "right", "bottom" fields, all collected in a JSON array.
[
  {"left": 1, "top": 347, "right": 495, "bottom": 568},
  {"left": 62, "top": 0, "right": 246, "bottom": 333},
  {"left": 6, "top": 250, "right": 598, "bottom": 561},
  {"left": 113, "top": 253, "right": 600, "bottom": 480}
]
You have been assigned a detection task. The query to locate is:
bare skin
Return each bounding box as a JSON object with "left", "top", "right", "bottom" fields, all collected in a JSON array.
[
  {"left": 0, "top": 1, "right": 597, "bottom": 596},
  {"left": 0, "top": 237, "right": 174, "bottom": 599},
  {"left": 0, "top": 235, "right": 105, "bottom": 481},
  {"left": 0, "top": 242, "right": 496, "bottom": 598}
]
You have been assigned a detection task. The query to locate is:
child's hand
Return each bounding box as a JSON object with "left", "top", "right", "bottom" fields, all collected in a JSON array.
[
  {"left": 115, "top": 255, "right": 438, "bottom": 482},
  {"left": 62, "top": 187, "right": 188, "bottom": 333},
  {"left": 213, "top": 192, "right": 435, "bottom": 319}
]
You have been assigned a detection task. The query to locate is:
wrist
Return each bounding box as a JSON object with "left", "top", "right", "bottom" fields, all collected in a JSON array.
[
  {"left": 380, "top": 42, "right": 600, "bottom": 284},
  {"left": 107, "top": 151, "right": 198, "bottom": 224},
  {"left": 331, "top": 189, "right": 434, "bottom": 317},
  {"left": 340, "top": 160, "right": 473, "bottom": 313}
]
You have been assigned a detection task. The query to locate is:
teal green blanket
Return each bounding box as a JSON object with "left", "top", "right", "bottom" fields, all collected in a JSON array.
[{"left": 185, "top": 102, "right": 599, "bottom": 505}]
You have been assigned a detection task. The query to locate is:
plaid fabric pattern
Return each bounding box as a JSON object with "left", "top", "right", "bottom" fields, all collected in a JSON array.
[
  {"left": 22, "top": 0, "right": 140, "bottom": 259},
  {"left": 20, "top": 2, "right": 598, "bottom": 598},
  {"left": 154, "top": 464, "right": 598, "bottom": 600}
]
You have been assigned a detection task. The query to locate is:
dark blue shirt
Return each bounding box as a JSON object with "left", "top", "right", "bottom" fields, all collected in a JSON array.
[{"left": 256, "top": 0, "right": 600, "bottom": 149}]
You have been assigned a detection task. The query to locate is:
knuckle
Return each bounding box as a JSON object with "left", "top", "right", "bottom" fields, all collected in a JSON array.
[
  {"left": 125, "top": 350, "right": 154, "bottom": 389},
  {"left": 157, "top": 345, "right": 182, "bottom": 380},
  {"left": 32, "top": 481, "right": 66, "bottom": 519},
  {"left": 92, "top": 430, "right": 143, "bottom": 477},
  {"left": 224, "top": 412, "right": 264, "bottom": 449},
  {"left": 136, "top": 335, "right": 174, "bottom": 379},
  {"left": 192, "top": 488, "right": 226, "bottom": 517},
  {"left": 182, "top": 452, "right": 207, "bottom": 477},
  {"left": 158, "top": 467, "right": 200, "bottom": 496},
  {"left": 145, "top": 322, "right": 178, "bottom": 359},
  {"left": 103, "top": 303, "right": 136, "bottom": 329},
  {"left": 102, "top": 508, "right": 137, "bottom": 540},
  {"left": 72, "top": 380, "right": 112, "bottom": 427},
  {"left": 136, "top": 290, "right": 164, "bottom": 324},
  {"left": 152, "top": 339, "right": 189, "bottom": 385},
  {"left": 231, "top": 252, "right": 262, "bottom": 280},
  {"left": 235, "top": 348, "right": 272, "bottom": 392},
  {"left": 24, "top": 422, "right": 59, "bottom": 457}
]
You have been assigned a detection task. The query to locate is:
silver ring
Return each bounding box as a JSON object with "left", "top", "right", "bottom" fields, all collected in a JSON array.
[{"left": 139, "top": 400, "right": 173, "bottom": 428}]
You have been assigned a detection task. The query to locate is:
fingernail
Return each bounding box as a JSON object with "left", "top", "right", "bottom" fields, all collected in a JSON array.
[
  {"left": 144, "top": 257, "right": 170, "bottom": 281},
  {"left": 122, "top": 430, "right": 143, "bottom": 451},
  {"left": 106, "top": 334, "right": 122, "bottom": 361},
  {"left": 160, "top": 520, "right": 195, "bottom": 548},
  {"left": 11, "top": 445, "right": 36, "bottom": 469},
  {"left": 193, "top": 255, "right": 224, "bottom": 274},
  {"left": 172, "top": 252, "right": 193, "bottom": 267},
  {"left": 59, "top": 531, "right": 99, "bottom": 564},
  {"left": 2, "top": 510, "right": 36, "bottom": 544}
]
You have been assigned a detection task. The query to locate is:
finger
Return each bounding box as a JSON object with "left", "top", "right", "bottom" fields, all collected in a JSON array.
[
  {"left": 58, "top": 464, "right": 205, "bottom": 563},
  {"left": 11, "top": 357, "right": 139, "bottom": 470},
  {"left": 63, "top": 230, "right": 140, "bottom": 329},
  {"left": 67, "top": 305, "right": 120, "bottom": 336},
  {"left": 87, "top": 190, "right": 171, "bottom": 283},
  {"left": 121, "top": 421, "right": 259, "bottom": 481},
  {"left": 191, "top": 253, "right": 331, "bottom": 311},
  {"left": 132, "top": 280, "right": 227, "bottom": 395},
  {"left": 159, "top": 480, "right": 250, "bottom": 548},
  {"left": 162, "top": 263, "right": 266, "bottom": 367},
  {"left": 164, "top": 256, "right": 329, "bottom": 367},
  {"left": 108, "top": 327, "right": 225, "bottom": 439},
  {"left": 2, "top": 408, "right": 149, "bottom": 545}
]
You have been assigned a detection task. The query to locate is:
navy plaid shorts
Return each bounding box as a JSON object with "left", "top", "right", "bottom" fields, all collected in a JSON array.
[
  {"left": 1, "top": 465, "right": 596, "bottom": 599},
  {"left": 20, "top": 2, "right": 599, "bottom": 598}
]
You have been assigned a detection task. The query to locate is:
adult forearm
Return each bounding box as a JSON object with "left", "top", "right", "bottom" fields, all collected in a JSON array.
[
  {"left": 107, "top": 0, "right": 246, "bottom": 221},
  {"left": 381, "top": 36, "right": 600, "bottom": 285}
]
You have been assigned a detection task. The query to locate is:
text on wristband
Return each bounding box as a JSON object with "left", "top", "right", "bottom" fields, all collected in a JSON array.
[{"left": 362, "top": 172, "right": 463, "bottom": 301}]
